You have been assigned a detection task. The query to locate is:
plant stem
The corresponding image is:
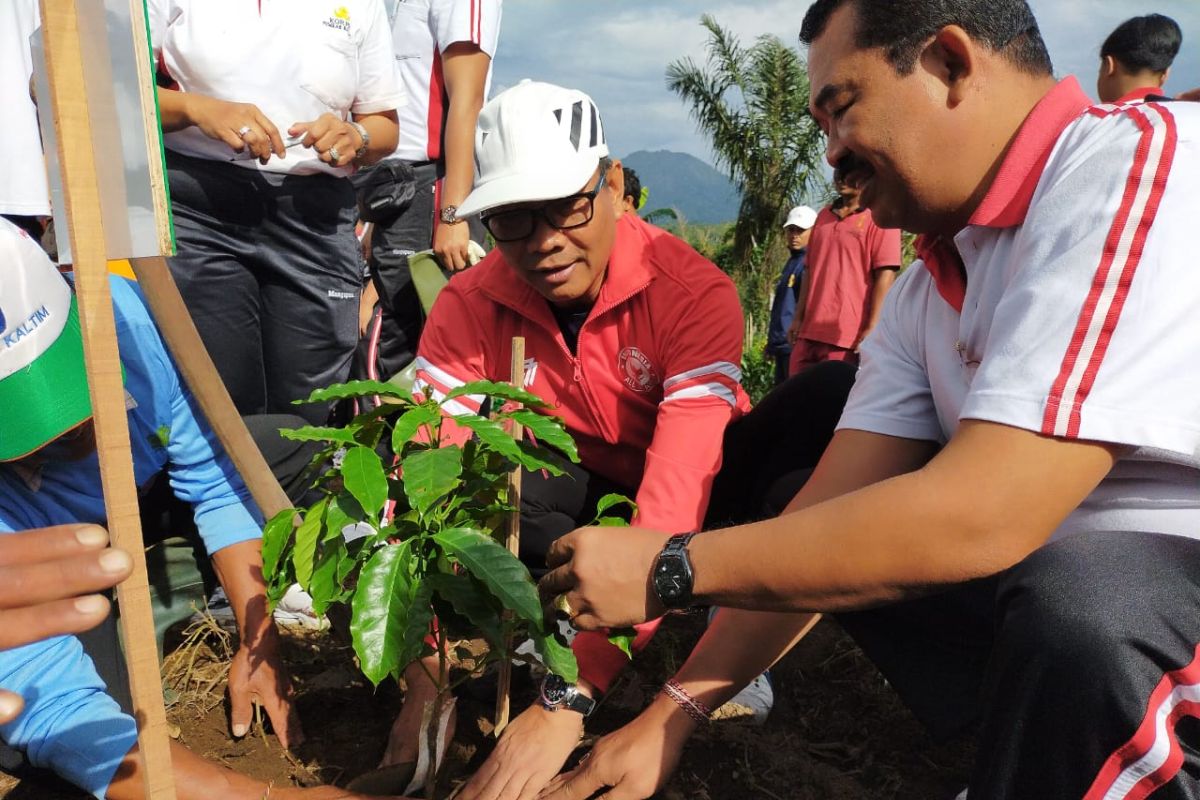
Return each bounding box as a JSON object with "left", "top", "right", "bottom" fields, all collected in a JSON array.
[{"left": 424, "top": 623, "right": 450, "bottom": 800}]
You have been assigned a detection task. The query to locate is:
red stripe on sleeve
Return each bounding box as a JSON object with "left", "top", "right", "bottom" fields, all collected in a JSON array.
[{"left": 426, "top": 47, "right": 447, "bottom": 162}]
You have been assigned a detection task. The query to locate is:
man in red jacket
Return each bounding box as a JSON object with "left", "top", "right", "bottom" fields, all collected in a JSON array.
[{"left": 391, "top": 80, "right": 754, "bottom": 798}]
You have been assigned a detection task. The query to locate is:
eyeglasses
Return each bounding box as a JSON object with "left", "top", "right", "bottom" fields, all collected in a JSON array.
[{"left": 482, "top": 172, "right": 607, "bottom": 242}]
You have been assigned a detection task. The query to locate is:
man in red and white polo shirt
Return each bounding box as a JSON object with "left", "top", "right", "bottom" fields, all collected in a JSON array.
[
  {"left": 786, "top": 168, "right": 901, "bottom": 376},
  {"left": 359, "top": 0, "right": 502, "bottom": 381},
  {"left": 536, "top": 1, "right": 1200, "bottom": 798},
  {"left": 1096, "top": 13, "right": 1182, "bottom": 104}
]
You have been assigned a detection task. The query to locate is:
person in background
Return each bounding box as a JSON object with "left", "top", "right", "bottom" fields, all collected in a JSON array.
[
  {"left": 357, "top": 0, "right": 503, "bottom": 385},
  {"left": 621, "top": 166, "right": 644, "bottom": 216},
  {"left": 148, "top": 0, "right": 402, "bottom": 426},
  {"left": 0, "top": 0, "right": 51, "bottom": 244},
  {"left": 786, "top": 167, "right": 901, "bottom": 376},
  {"left": 765, "top": 206, "right": 817, "bottom": 385},
  {"left": 0, "top": 220, "right": 405, "bottom": 800},
  {"left": 1096, "top": 13, "right": 1182, "bottom": 103}
]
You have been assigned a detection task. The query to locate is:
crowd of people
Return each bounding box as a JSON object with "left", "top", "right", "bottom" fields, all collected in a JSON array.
[{"left": 1, "top": 1, "right": 1199, "bottom": 799}]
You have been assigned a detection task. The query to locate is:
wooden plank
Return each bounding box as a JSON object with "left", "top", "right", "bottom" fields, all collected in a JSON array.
[
  {"left": 39, "top": 1, "right": 177, "bottom": 796},
  {"left": 130, "top": 256, "right": 292, "bottom": 519},
  {"left": 494, "top": 337, "right": 526, "bottom": 734},
  {"left": 122, "top": 0, "right": 174, "bottom": 255}
]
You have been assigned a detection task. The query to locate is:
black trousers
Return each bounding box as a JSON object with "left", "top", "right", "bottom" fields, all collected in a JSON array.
[
  {"left": 359, "top": 160, "right": 487, "bottom": 381},
  {"left": 165, "top": 152, "right": 361, "bottom": 426},
  {"left": 838, "top": 531, "right": 1200, "bottom": 799},
  {"left": 518, "top": 361, "right": 859, "bottom": 575}
]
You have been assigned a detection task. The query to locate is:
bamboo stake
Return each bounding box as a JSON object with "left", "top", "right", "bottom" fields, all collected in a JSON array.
[
  {"left": 39, "top": 0, "right": 176, "bottom": 795},
  {"left": 494, "top": 337, "right": 526, "bottom": 734},
  {"left": 129, "top": 257, "right": 292, "bottom": 519}
]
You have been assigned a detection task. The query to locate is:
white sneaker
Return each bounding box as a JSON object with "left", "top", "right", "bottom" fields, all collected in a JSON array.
[
  {"left": 955, "top": 790, "right": 968, "bottom": 799},
  {"left": 712, "top": 670, "right": 774, "bottom": 725},
  {"left": 272, "top": 584, "right": 329, "bottom": 630}
]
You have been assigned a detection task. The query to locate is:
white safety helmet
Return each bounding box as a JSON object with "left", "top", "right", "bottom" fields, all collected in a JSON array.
[
  {"left": 456, "top": 80, "right": 609, "bottom": 219},
  {"left": 783, "top": 205, "right": 818, "bottom": 230}
]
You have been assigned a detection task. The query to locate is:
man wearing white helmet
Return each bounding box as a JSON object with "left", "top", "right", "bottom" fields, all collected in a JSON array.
[
  {"left": 393, "top": 80, "right": 751, "bottom": 797},
  {"left": 765, "top": 205, "right": 818, "bottom": 384}
]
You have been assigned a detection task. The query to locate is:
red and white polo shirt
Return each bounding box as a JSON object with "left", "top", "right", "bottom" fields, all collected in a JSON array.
[
  {"left": 839, "top": 77, "right": 1200, "bottom": 542},
  {"left": 388, "top": 0, "right": 502, "bottom": 163}
]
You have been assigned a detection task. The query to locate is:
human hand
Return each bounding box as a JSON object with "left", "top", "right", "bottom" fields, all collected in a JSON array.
[
  {"left": 457, "top": 703, "right": 585, "bottom": 800},
  {"left": 0, "top": 524, "right": 132, "bottom": 723},
  {"left": 360, "top": 280, "right": 380, "bottom": 338},
  {"left": 538, "top": 698, "right": 694, "bottom": 800},
  {"left": 786, "top": 319, "right": 802, "bottom": 345},
  {"left": 1178, "top": 87, "right": 1200, "bottom": 102},
  {"left": 185, "top": 94, "right": 286, "bottom": 164},
  {"left": 433, "top": 221, "right": 472, "bottom": 272},
  {"left": 290, "top": 113, "right": 364, "bottom": 169},
  {"left": 228, "top": 627, "right": 303, "bottom": 749},
  {"left": 539, "top": 527, "right": 671, "bottom": 630}
]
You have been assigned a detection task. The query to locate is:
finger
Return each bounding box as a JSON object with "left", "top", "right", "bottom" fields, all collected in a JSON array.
[
  {"left": 540, "top": 767, "right": 603, "bottom": 800},
  {"left": 0, "top": 547, "right": 132, "bottom": 609},
  {"left": 264, "top": 686, "right": 303, "bottom": 749},
  {"left": 240, "top": 127, "right": 273, "bottom": 163},
  {"left": 544, "top": 535, "right": 577, "bottom": 571},
  {"left": 290, "top": 122, "right": 319, "bottom": 148},
  {"left": 0, "top": 595, "right": 113, "bottom": 650},
  {"left": 229, "top": 682, "right": 253, "bottom": 738},
  {"left": 0, "top": 523, "right": 110, "bottom": 566},
  {"left": 0, "top": 690, "right": 24, "bottom": 725},
  {"left": 568, "top": 611, "right": 603, "bottom": 632},
  {"left": 537, "top": 565, "right": 576, "bottom": 602},
  {"left": 253, "top": 109, "right": 285, "bottom": 156}
]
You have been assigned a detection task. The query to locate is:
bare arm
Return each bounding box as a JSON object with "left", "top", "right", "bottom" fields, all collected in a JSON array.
[
  {"left": 855, "top": 266, "right": 899, "bottom": 350},
  {"left": 433, "top": 42, "right": 491, "bottom": 271}
]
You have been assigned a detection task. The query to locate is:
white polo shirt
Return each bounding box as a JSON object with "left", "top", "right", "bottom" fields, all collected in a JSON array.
[
  {"left": 148, "top": 0, "right": 405, "bottom": 177},
  {"left": 0, "top": 0, "right": 51, "bottom": 216},
  {"left": 839, "top": 78, "right": 1200, "bottom": 542},
  {"left": 388, "top": 0, "right": 502, "bottom": 163}
]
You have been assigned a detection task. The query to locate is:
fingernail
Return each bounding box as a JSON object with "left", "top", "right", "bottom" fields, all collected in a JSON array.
[
  {"left": 75, "top": 525, "right": 107, "bottom": 547},
  {"left": 99, "top": 549, "right": 132, "bottom": 574},
  {"left": 0, "top": 694, "right": 22, "bottom": 719},
  {"left": 74, "top": 595, "right": 108, "bottom": 614},
  {"left": 232, "top": 724, "right": 247, "bottom": 737}
]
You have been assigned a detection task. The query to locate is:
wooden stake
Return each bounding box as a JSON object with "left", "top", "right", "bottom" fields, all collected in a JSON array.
[
  {"left": 130, "top": 257, "right": 292, "bottom": 519},
  {"left": 40, "top": 0, "right": 176, "bottom": 796},
  {"left": 494, "top": 337, "right": 526, "bottom": 734}
]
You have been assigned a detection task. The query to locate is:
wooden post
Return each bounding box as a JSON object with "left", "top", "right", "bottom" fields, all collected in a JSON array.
[
  {"left": 39, "top": 0, "right": 177, "bottom": 796},
  {"left": 494, "top": 337, "right": 526, "bottom": 734},
  {"left": 130, "top": 257, "right": 292, "bottom": 519}
]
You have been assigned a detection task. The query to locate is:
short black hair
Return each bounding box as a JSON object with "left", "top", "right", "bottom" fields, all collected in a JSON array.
[
  {"left": 622, "top": 166, "right": 642, "bottom": 209},
  {"left": 800, "top": 0, "right": 1053, "bottom": 77},
  {"left": 1101, "top": 14, "right": 1182, "bottom": 74}
]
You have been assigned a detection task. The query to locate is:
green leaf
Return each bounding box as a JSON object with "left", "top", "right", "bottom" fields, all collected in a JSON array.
[
  {"left": 261, "top": 509, "right": 298, "bottom": 581},
  {"left": 278, "top": 425, "right": 361, "bottom": 446},
  {"left": 340, "top": 446, "right": 389, "bottom": 518},
  {"left": 426, "top": 572, "right": 505, "bottom": 648},
  {"left": 607, "top": 628, "right": 637, "bottom": 660},
  {"left": 447, "top": 379, "right": 550, "bottom": 409},
  {"left": 391, "top": 405, "right": 441, "bottom": 453},
  {"left": 515, "top": 441, "right": 568, "bottom": 477},
  {"left": 350, "top": 542, "right": 434, "bottom": 685},
  {"left": 532, "top": 628, "right": 579, "bottom": 683},
  {"left": 298, "top": 380, "right": 413, "bottom": 404},
  {"left": 595, "top": 517, "right": 629, "bottom": 527},
  {"left": 308, "top": 538, "right": 347, "bottom": 616},
  {"left": 434, "top": 528, "right": 543, "bottom": 628},
  {"left": 450, "top": 414, "right": 528, "bottom": 466},
  {"left": 592, "top": 493, "right": 637, "bottom": 522},
  {"left": 401, "top": 446, "right": 463, "bottom": 516},
  {"left": 323, "top": 495, "right": 353, "bottom": 543},
  {"left": 292, "top": 498, "right": 328, "bottom": 588},
  {"left": 503, "top": 409, "right": 579, "bottom": 462}
]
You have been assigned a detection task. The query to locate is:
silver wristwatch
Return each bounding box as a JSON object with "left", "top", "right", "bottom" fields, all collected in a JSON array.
[
  {"left": 539, "top": 674, "right": 596, "bottom": 717},
  {"left": 348, "top": 120, "right": 370, "bottom": 161}
]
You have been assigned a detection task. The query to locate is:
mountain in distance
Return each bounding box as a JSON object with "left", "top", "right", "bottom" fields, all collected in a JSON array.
[{"left": 620, "top": 150, "right": 740, "bottom": 225}]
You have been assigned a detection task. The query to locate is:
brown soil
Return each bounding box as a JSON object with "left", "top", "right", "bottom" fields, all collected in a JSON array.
[{"left": 0, "top": 616, "right": 972, "bottom": 799}]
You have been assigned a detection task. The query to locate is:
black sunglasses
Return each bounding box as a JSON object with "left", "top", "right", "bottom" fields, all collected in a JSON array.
[{"left": 482, "top": 171, "right": 608, "bottom": 242}]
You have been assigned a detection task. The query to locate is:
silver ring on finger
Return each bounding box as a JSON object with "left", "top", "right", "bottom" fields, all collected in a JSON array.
[
  {"left": 328, "top": 145, "right": 342, "bottom": 163},
  {"left": 237, "top": 125, "right": 252, "bottom": 138}
]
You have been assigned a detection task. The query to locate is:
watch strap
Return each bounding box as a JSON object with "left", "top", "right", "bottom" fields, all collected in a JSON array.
[{"left": 348, "top": 120, "right": 370, "bottom": 161}]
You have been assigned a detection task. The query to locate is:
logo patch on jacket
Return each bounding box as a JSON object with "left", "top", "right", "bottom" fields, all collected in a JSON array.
[{"left": 618, "top": 347, "right": 659, "bottom": 393}]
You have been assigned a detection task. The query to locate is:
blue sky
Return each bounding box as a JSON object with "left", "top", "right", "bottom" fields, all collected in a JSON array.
[{"left": 491, "top": 1, "right": 1199, "bottom": 166}]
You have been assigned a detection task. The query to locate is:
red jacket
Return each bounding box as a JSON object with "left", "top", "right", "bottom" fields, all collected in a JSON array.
[{"left": 415, "top": 213, "right": 749, "bottom": 690}]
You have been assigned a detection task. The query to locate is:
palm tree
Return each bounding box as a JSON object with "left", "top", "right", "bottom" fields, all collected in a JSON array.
[{"left": 668, "top": 15, "right": 827, "bottom": 321}]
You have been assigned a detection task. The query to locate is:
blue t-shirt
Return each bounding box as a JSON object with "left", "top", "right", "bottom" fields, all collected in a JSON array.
[
  {"left": 0, "top": 277, "right": 263, "bottom": 797},
  {"left": 766, "top": 250, "right": 806, "bottom": 355}
]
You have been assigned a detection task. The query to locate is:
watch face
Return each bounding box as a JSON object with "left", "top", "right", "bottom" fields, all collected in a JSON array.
[
  {"left": 654, "top": 557, "right": 686, "bottom": 600},
  {"left": 541, "top": 674, "right": 569, "bottom": 706}
]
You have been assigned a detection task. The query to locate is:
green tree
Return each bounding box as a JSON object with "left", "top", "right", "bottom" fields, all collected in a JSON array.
[{"left": 667, "top": 14, "right": 827, "bottom": 326}]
